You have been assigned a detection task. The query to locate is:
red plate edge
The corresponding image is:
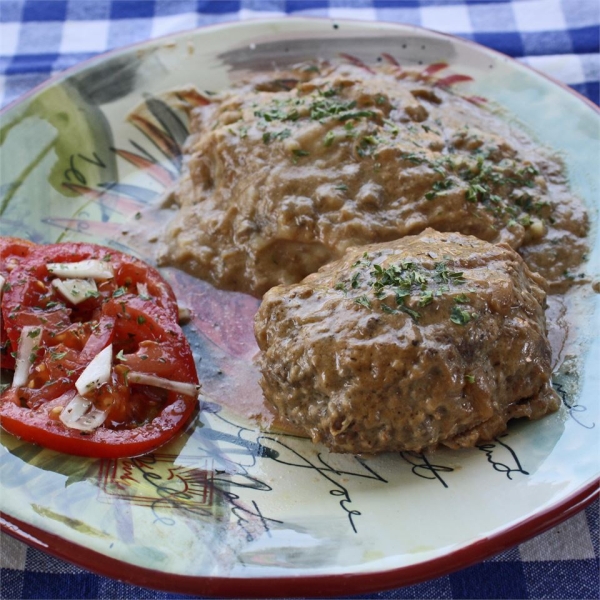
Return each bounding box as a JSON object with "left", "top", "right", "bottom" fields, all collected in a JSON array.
[
  {"left": 1, "top": 16, "right": 598, "bottom": 598},
  {"left": 1, "top": 479, "right": 598, "bottom": 597}
]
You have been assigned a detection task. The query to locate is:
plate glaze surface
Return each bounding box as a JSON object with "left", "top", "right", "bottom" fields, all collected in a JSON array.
[{"left": 0, "top": 18, "right": 598, "bottom": 597}]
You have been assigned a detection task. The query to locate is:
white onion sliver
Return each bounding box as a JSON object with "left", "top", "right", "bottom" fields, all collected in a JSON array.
[
  {"left": 128, "top": 371, "right": 200, "bottom": 397},
  {"left": 51, "top": 278, "right": 98, "bottom": 306},
  {"left": 75, "top": 344, "right": 113, "bottom": 396},
  {"left": 136, "top": 282, "right": 149, "bottom": 298},
  {"left": 59, "top": 394, "right": 108, "bottom": 431},
  {"left": 12, "top": 326, "right": 42, "bottom": 389},
  {"left": 0, "top": 274, "right": 5, "bottom": 299},
  {"left": 47, "top": 259, "right": 114, "bottom": 281},
  {"left": 60, "top": 394, "right": 91, "bottom": 423}
]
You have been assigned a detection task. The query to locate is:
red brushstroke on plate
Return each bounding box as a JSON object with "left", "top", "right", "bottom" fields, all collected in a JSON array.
[
  {"left": 339, "top": 52, "right": 376, "bottom": 74},
  {"left": 62, "top": 183, "right": 144, "bottom": 217},
  {"left": 42, "top": 217, "right": 125, "bottom": 237},
  {"left": 112, "top": 149, "right": 176, "bottom": 187},
  {"left": 129, "top": 115, "right": 180, "bottom": 159},
  {"left": 420, "top": 62, "right": 449, "bottom": 78},
  {"left": 466, "top": 95, "right": 488, "bottom": 105},
  {"left": 381, "top": 52, "right": 402, "bottom": 70},
  {"left": 435, "top": 74, "right": 474, "bottom": 87},
  {"left": 177, "top": 88, "right": 211, "bottom": 107}
]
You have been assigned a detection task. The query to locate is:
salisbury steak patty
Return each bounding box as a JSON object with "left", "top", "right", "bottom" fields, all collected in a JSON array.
[
  {"left": 160, "top": 62, "right": 587, "bottom": 296},
  {"left": 254, "top": 229, "right": 560, "bottom": 454}
]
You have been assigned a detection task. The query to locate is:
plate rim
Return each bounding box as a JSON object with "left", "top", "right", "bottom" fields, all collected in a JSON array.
[
  {"left": 2, "top": 481, "right": 598, "bottom": 597},
  {"left": 1, "top": 16, "right": 598, "bottom": 117},
  {"left": 1, "top": 15, "right": 598, "bottom": 596}
]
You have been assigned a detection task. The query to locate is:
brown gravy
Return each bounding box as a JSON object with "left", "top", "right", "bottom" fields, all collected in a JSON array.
[
  {"left": 157, "top": 63, "right": 588, "bottom": 297},
  {"left": 121, "top": 61, "right": 589, "bottom": 437}
]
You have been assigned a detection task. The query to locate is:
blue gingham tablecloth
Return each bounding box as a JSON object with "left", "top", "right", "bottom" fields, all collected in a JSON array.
[{"left": 0, "top": 1, "right": 599, "bottom": 599}]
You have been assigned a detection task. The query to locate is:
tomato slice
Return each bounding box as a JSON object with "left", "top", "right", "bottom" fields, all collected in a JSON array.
[
  {"left": 0, "top": 237, "right": 37, "bottom": 276},
  {"left": 0, "top": 243, "right": 199, "bottom": 458},
  {"left": 2, "top": 241, "right": 178, "bottom": 350},
  {"left": 0, "top": 237, "right": 37, "bottom": 370},
  {"left": 6, "top": 314, "right": 116, "bottom": 409},
  {"left": 0, "top": 386, "right": 196, "bottom": 458}
]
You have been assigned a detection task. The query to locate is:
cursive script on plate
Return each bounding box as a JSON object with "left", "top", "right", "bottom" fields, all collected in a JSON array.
[{"left": 477, "top": 435, "right": 528, "bottom": 480}]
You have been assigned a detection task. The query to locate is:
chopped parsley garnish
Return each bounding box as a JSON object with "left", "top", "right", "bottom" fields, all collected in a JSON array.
[
  {"left": 112, "top": 287, "right": 127, "bottom": 298},
  {"left": 425, "top": 178, "right": 455, "bottom": 200},
  {"left": 519, "top": 214, "right": 532, "bottom": 227},
  {"left": 450, "top": 306, "right": 473, "bottom": 325},
  {"left": 323, "top": 130, "right": 336, "bottom": 146},
  {"left": 320, "top": 86, "right": 339, "bottom": 98},
  {"left": 357, "top": 135, "right": 378, "bottom": 157},
  {"left": 254, "top": 107, "right": 299, "bottom": 122},
  {"left": 354, "top": 295, "right": 371, "bottom": 309},
  {"left": 339, "top": 253, "right": 474, "bottom": 324},
  {"left": 435, "top": 262, "right": 466, "bottom": 284},
  {"left": 292, "top": 149, "right": 310, "bottom": 157},
  {"left": 401, "top": 152, "right": 427, "bottom": 165},
  {"left": 383, "top": 118, "right": 399, "bottom": 136},
  {"left": 338, "top": 109, "right": 376, "bottom": 121},
  {"left": 465, "top": 374, "right": 475, "bottom": 383},
  {"left": 421, "top": 124, "right": 440, "bottom": 135},
  {"left": 418, "top": 290, "right": 434, "bottom": 307},
  {"left": 400, "top": 305, "right": 421, "bottom": 321}
]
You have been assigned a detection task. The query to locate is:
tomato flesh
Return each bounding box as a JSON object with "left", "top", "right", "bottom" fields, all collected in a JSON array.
[
  {"left": 0, "top": 240, "right": 199, "bottom": 458},
  {"left": 0, "top": 387, "right": 196, "bottom": 458},
  {"left": 0, "top": 237, "right": 37, "bottom": 369},
  {"left": 2, "top": 242, "right": 178, "bottom": 350}
]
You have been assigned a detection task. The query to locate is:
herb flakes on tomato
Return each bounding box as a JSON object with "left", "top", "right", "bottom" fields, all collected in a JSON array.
[{"left": 0, "top": 239, "right": 200, "bottom": 458}]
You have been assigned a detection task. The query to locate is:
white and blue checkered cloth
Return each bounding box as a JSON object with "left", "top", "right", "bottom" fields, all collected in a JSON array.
[
  {"left": 0, "top": 0, "right": 598, "bottom": 108},
  {"left": 0, "top": 1, "right": 599, "bottom": 599}
]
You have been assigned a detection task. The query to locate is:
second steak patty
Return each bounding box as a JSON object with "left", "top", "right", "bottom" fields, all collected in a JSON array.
[{"left": 254, "top": 229, "right": 560, "bottom": 454}]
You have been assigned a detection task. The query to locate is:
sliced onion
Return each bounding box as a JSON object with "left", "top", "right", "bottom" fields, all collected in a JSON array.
[
  {"left": 12, "top": 326, "right": 42, "bottom": 388},
  {"left": 0, "top": 274, "right": 5, "bottom": 299},
  {"left": 59, "top": 394, "right": 107, "bottom": 431},
  {"left": 51, "top": 278, "right": 98, "bottom": 306},
  {"left": 127, "top": 371, "right": 200, "bottom": 397},
  {"left": 75, "top": 344, "right": 113, "bottom": 396},
  {"left": 47, "top": 260, "right": 114, "bottom": 281},
  {"left": 136, "top": 282, "right": 149, "bottom": 298}
]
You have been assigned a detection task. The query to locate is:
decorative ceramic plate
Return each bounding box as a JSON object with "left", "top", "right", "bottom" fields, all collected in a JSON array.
[{"left": 0, "top": 18, "right": 598, "bottom": 598}]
